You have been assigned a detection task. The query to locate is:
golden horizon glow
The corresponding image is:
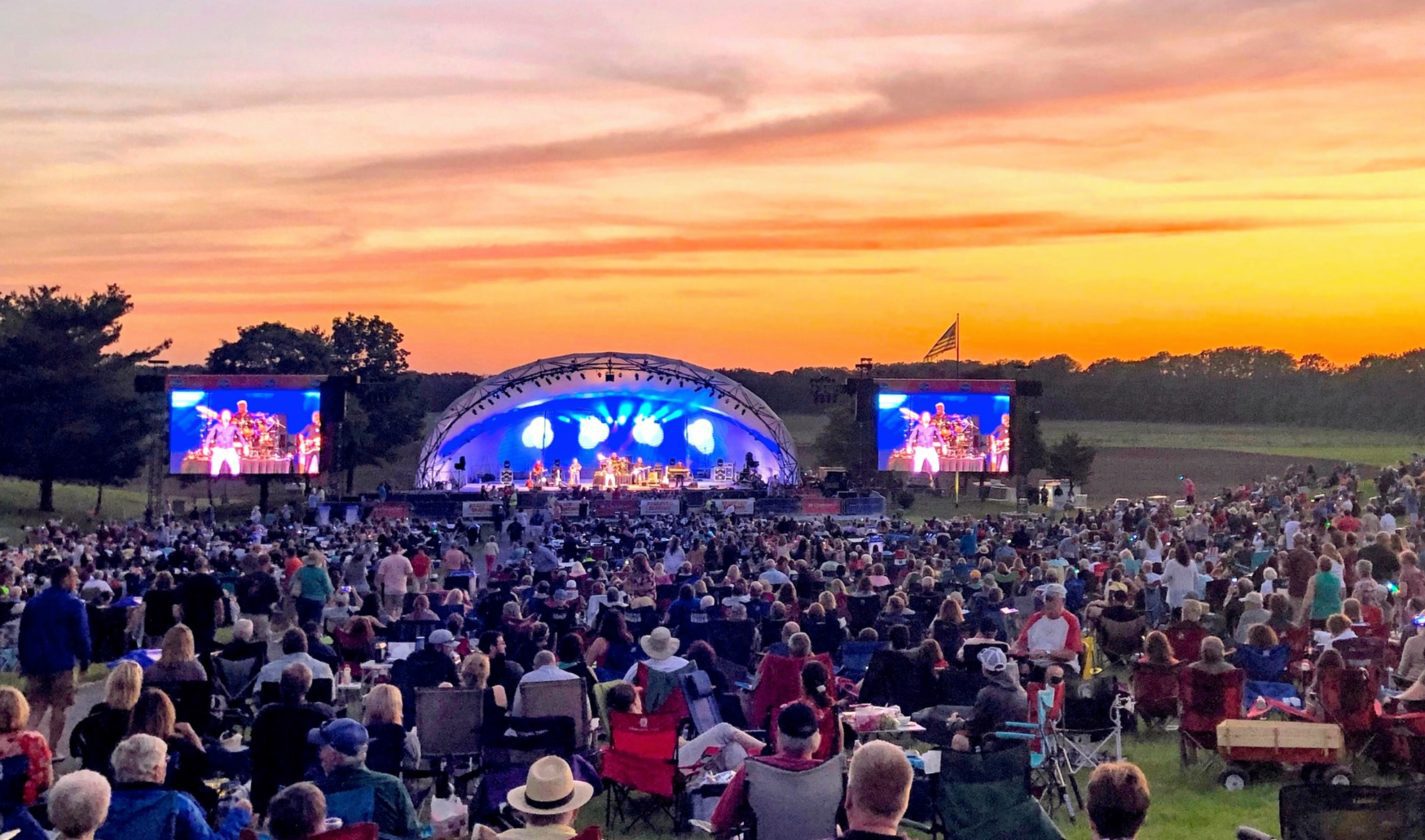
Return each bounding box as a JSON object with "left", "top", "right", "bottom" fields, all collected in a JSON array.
[{"left": 4, "top": 1, "right": 1425, "bottom": 373}]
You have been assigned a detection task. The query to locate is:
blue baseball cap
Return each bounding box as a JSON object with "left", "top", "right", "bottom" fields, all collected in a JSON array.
[{"left": 308, "top": 718, "right": 369, "bottom": 757}]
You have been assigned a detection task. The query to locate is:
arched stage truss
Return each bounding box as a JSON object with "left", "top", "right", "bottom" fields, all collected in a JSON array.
[{"left": 415, "top": 352, "right": 799, "bottom": 489}]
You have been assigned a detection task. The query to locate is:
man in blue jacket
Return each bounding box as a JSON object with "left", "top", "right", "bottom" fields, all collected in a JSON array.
[{"left": 19, "top": 564, "right": 90, "bottom": 755}]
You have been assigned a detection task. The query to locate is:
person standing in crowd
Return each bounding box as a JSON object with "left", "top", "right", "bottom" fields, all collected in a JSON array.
[
  {"left": 234, "top": 554, "right": 279, "bottom": 643},
  {"left": 289, "top": 551, "right": 334, "bottom": 629},
  {"left": 376, "top": 546, "right": 414, "bottom": 622},
  {"left": 177, "top": 555, "right": 224, "bottom": 657},
  {"left": 19, "top": 564, "right": 90, "bottom": 759}
]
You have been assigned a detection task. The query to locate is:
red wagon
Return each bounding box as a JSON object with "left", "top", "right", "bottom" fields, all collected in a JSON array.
[{"left": 1215, "top": 719, "right": 1351, "bottom": 790}]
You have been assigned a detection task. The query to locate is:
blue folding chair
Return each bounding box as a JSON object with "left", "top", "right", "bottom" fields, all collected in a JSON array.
[{"left": 993, "top": 686, "right": 1083, "bottom": 824}]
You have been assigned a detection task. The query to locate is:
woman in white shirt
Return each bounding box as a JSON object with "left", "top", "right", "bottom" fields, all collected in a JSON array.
[
  {"left": 1142, "top": 527, "right": 1164, "bottom": 568},
  {"left": 1161, "top": 543, "right": 1199, "bottom": 615}
]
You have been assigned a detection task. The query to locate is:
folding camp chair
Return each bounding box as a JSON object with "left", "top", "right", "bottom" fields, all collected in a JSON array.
[
  {"left": 213, "top": 656, "right": 261, "bottom": 728},
  {"left": 681, "top": 670, "right": 723, "bottom": 737},
  {"left": 518, "top": 678, "right": 595, "bottom": 752},
  {"left": 744, "top": 753, "right": 846, "bottom": 840},
  {"left": 1236, "top": 782, "right": 1425, "bottom": 840},
  {"left": 1178, "top": 666, "right": 1245, "bottom": 769},
  {"left": 847, "top": 595, "right": 882, "bottom": 634},
  {"left": 1096, "top": 616, "right": 1146, "bottom": 667},
  {"left": 926, "top": 744, "right": 1065, "bottom": 840},
  {"left": 1130, "top": 660, "right": 1179, "bottom": 724},
  {"left": 835, "top": 640, "right": 886, "bottom": 682},
  {"left": 602, "top": 711, "right": 686, "bottom": 833},
  {"left": 993, "top": 686, "right": 1083, "bottom": 823},
  {"left": 1313, "top": 666, "right": 1380, "bottom": 761},
  {"left": 1166, "top": 621, "right": 1208, "bottom": 663},
  {"left": 1058, "top": 675, "right": 1131, "bottom": 770},
  {"left": 749, "top": 653, "right": 833, "bottom": 729},
  {"left": 709, "top": 619, "right": 757, "bottom": 669}
]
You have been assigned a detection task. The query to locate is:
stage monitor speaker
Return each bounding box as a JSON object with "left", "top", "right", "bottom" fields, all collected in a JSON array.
[{"left": 1016, "top": 380, "right": 1043, "bottom": 397}]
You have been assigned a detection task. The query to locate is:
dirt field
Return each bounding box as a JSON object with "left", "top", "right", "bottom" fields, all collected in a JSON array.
[{"left": 1083, "top": 446, "right": 1339, "bottom": 500}]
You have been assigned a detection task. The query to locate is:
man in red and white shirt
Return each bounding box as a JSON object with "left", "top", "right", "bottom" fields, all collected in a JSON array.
[{"left": 1012, "top": 583, "right": 1083, "bottom": 677}]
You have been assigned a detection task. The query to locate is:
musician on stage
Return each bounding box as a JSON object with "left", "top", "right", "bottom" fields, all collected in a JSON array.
[
  {"left": 906, "top": 410, "right": 942, "bottom": 480},
  {"left": 205, "top": 409, "right": 245, "bottom": 477},
  {"left": 568, "top": 457, "right": 582, "bottom": 486},
  {"left": 529, "top": 459, "right": 545, "bottom": 489},
  {"left": 296, "top": 410, "right": 321, "bottom": 474},
  {"left": 549, "top": 460, "right": 563, "bottom": 488},
  {"left": 598, "top": 453, "right": 618, "bottom": 489},
  {"left": 988, "top": 413, "right": 1012, "bottom": 472}
]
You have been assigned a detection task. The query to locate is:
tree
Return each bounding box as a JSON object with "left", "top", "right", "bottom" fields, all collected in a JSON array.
[
  {"left": 1046, "top": 433, "right": 1097, "bottom": 496},
  {"left": 0, "top": 286, "right": 168, "bottom": 510},
  {"left": 329, "top": 313, "right": 424, "bottom": 493},
  {"left": 207, "top": 322, "right": 331, "bottom": 373}
]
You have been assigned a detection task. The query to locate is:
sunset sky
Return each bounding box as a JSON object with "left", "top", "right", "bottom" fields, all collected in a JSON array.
[{"left": 4, "top": 1, "right": 1425, "bottom": 373}]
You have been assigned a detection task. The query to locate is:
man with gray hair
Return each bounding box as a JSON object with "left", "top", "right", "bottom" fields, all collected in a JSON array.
[
  {"left": 309, "top": 718, "right": 419, "bottom": 840},
  {"left": 99, "top": 734, "right": 252, "bottom": 840}
]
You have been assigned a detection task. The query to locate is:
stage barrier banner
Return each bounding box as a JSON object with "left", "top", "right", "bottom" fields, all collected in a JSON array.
[
  {"left": 371, "top": 502, "right": 411, "bottom": 521},
  {"left": 639, "top": 498, "right": 682, "bottom": 516},
  {"left": 461, "top": 501, "right": 498, "bottom": 518},
  {"left": 552, "top": 499, "right": 584, "bottom": 518},
  {"left": 708, "top": 498, "right": 755, "bottom": 516},
  {"left": 591, "top": 499, "right": 639, "bottom": 518},
  {"left": 754, "top": 496, "right": 800, "bottom": 516},
  {"left": 842, "top": 494, "right": 887, "bottom": 517},
  {"left": 799, "top": 497, "right": 842, "bottom": 516}
]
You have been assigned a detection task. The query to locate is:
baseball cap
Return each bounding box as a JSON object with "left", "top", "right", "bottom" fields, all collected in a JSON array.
[
  {"left": 1042, "top": 583, "right": 1067, "bottom": 600},
  {"left": 776, "top": 702, "right": 819, "bottom": 739},
  {"left": 428, "top": 629, "right": 455, "bottom": 646},
  {"left": 978, "top": 647, "right": 1009, "bottom": 673},
  {"left": 307, "top": 718, "right": 369, "bottom": 757}
]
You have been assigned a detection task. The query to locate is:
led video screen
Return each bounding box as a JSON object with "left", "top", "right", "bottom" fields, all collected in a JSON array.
[
  {"left": 875, "top": 381, "right": 1013, "bottom": 475},
  {"left": 168, "top": 378, "right": 323, "bottom": 476}
]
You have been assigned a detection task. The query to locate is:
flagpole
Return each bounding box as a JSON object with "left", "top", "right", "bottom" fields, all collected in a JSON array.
[{"left": 955, "top": 312, "right": 961, "bottom": 379}]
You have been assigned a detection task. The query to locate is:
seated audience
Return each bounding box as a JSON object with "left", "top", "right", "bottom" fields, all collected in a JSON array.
[
  {"left": 709, "top": 703, "right": 828, "bottom": 835},
  {"left": 363, "top": 683, "right": 420, "bottom": 777},
  {"left": 144, "top": 625, "right": 206, "bottom": 684},
  {"left": 1087, "top": 761, "right": 1151, "bottom": 840},
  {"left": 251, "top": 663, "right": 334, "bottom": 813},
  {"left": 309, "top": 719, "right": 419, "bottom": 840},
  {"left": 98, "top": 734, "right": 251, "bottom": 840},
  {"left": 49, "top": 769, "right": 111, "bottom": 840},
  {"left": 950, "top": 648, "right": 1028, "bottom": 752},
  {"left": 266, "top": 783, "right": 326, "bottom": 840},
  {"left": 257, "top": 629, "right": 334, "bottom": 687},
  {"left": 72, "top": 660, "right": 142, "bottom": 776},
  {"left": 842, "top": 740, "right": 914, "bottom": 840}
]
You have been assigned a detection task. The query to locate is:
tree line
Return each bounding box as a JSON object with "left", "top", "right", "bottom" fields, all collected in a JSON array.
[
  {"left": 2, "top": 284, "right": 1416, "bottom": 510},
  {"left": 718, "top": 346, "right": 1425, "bottom": 431}
]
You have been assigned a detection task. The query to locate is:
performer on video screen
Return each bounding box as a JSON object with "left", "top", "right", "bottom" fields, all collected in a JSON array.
[
  {"left": 296, "top": 411, "right": 321, "bottom": 474},
  {"left": 568, "top": 457, "right": 581, "bottom": 486},
  {"left": 205, "top": 409, "right": 244, "bottom": 477},
  {"left": 988, "top": 412, "right": 1011, "bottom": 472},
  {"left": 907, "top": 411, "right": 943, "bottom": 478}
]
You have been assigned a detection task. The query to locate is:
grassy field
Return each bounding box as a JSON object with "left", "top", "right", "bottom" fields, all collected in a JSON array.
[{"left": 1041, "top": 420, "right": 1423, "bottom": 469}]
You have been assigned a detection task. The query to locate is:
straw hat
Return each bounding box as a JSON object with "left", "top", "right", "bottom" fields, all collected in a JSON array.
[
  {"left": 639, "top": 626, "right": 680, "bottom": 660},
  {"left": 507, "top": 756, "right": 594, "bottom": 816}
]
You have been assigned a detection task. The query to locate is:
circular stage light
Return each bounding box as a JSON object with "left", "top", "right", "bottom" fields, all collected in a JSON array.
[
  {"left": 685, "top": 417, "right": 715, "bottom": 455},
  {"left": 577, "top": 416, "right": 610, "bottom": 449},
  {"left": 520, "top": 417, "right": 554, "bottom": 449},
  {"left": 631, "top": 415, "right": 664, "bottom": 447}
]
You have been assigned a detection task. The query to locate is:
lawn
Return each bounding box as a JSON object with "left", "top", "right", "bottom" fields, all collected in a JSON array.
[{"left": 1041, "top": 420, "right": 1422, "bottom": 470}]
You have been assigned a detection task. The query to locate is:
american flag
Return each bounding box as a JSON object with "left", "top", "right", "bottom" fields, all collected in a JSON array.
[{"left": 923, "top": 318, "right": 959, "bottom": 362}]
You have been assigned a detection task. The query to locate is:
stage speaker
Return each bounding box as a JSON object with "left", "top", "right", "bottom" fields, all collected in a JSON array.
[
  {"left": 1016, "top": 379, "right": 1043, "bottom": 397},
  {"left": 134, "top": 374, "right": 166, "bottom": 393},
  {"left": 319, "top": 375, "right": 356, "bottom": 424}
]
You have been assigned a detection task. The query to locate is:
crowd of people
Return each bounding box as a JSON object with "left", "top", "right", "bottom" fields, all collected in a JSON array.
[{"left": 4, "top": 455, "right": 1424, "bottom": 838}]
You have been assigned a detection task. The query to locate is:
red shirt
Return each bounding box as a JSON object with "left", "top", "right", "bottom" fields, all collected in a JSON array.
[{"left": 410, "top": 551, "right": 431, "bottom": 578}]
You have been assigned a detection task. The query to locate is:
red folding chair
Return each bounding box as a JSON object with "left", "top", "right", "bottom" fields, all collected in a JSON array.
[
  {"left": 601, "top": 711, "right": 684, "bottom": 832},
  {"left": 748, "top": 652, "right": 834, "bottom": 729},
  {"left": 1166, "top": 621, "right": 1208, "bottom": 664},
  {"left": 1130, "top": 659, "right": 1180, "bottom": 724},
  {"left": 1178, "top": 667, "right": 1245, "bottom": 768},
  {"left": 1314, "top": 665, "right": 1381, "bottom": 759}
]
